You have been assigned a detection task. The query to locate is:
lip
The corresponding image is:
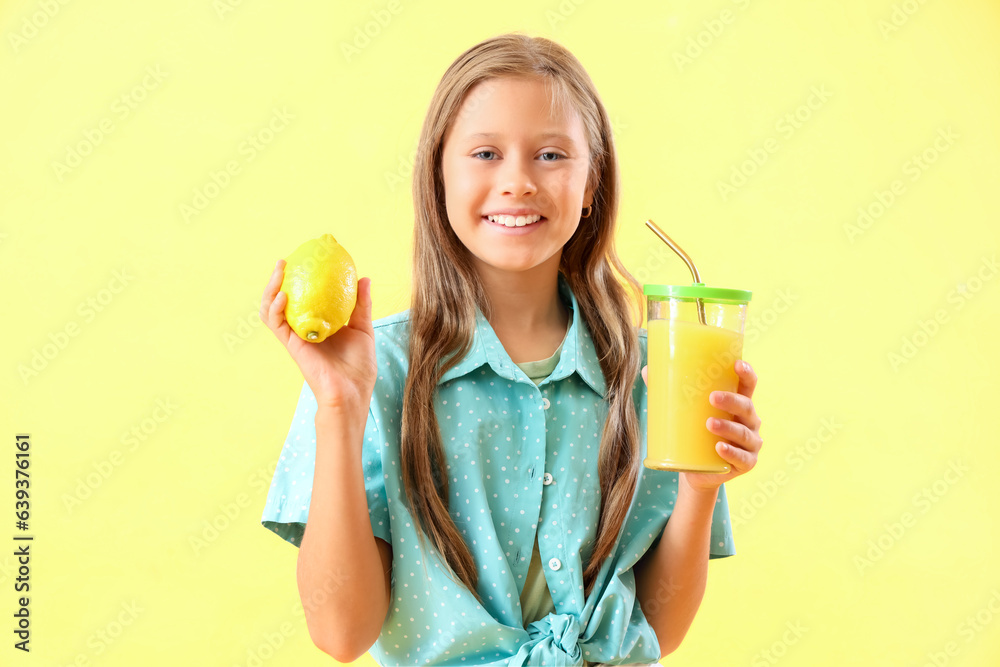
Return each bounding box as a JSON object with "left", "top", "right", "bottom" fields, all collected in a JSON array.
[
  {"left": 483, "top": 208, "right": 544, "bottom": 216},
  {"left": 481, "top": 214, "right": 547, "bottom": 234}
]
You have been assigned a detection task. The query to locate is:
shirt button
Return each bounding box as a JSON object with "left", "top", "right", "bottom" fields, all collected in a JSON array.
[
  {"left": 541, "top": 397, "right": 551, "bottom": 410},
  {"left": 548, "top": 558, "right": 562, "bottom": 571},
  {"left": 543, "top": 472, "right": 554, "bottom": 485}
]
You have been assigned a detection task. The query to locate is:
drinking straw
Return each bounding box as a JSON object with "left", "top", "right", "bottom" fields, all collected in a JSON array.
[{"left": 644, "top": 219, "right": 707, "bottom": 325}]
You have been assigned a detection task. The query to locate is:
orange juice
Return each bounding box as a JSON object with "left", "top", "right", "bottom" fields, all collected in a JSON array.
[{"left": 646, "top": 318, "right": 744, "bottom": 473}]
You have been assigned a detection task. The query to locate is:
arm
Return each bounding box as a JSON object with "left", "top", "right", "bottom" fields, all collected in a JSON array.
[
  {"left": 296, "top": 407, "right": 392, "bottom": 662},
  {"left": 633, "top": 476, "right": 720, "bottom": 659}
]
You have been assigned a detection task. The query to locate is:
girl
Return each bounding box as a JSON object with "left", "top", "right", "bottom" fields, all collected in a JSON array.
[{"left": 259, "top": 33, "right": 762, "bottom": 667}]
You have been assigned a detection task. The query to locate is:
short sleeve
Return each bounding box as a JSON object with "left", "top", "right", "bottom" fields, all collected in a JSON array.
[
  {"left": 616, "top": 402, "right": 737, "bottom": 571},
  {"left": 260, "top": 381, "right": 391, "bottom": 547},
  {"left": 709, "top": 482, "right": 735, "bottom": 558},
  {"left": 630, "top": 467, "right": 737, "bottom": 565}
]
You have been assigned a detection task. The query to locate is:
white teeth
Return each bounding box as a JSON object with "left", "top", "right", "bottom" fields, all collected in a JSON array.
[{"left": 486, "top": 214, "right": 542, "bottom": 227}]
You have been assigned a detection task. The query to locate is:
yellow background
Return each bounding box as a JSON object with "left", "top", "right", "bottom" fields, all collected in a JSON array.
[{"left": 2, "top": 0, "right": 998, "bottom": 665}]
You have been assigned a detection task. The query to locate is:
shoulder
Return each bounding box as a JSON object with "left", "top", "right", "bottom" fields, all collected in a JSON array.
[
  {"left": 368, "top": 310, "right": 412, "bottom": 416},
  {"left": 373, "top": 308, "right": 411, "bottom": 334},
  {"left": 371, "top": 309, "right": 411, "bottom": 363}
]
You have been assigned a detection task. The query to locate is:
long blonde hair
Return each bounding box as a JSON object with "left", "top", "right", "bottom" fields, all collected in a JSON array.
[{"left": 402, "top": 32, "right": 644, "bottom": 606}]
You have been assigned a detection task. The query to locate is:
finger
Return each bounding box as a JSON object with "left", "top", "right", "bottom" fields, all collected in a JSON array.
[
  {"left": 641, "top": 365, "right": 647, "bottom": 386},
  {"left": 710, "top": 391, "right": 759, "bottom": 430},
  {"left": 260, "top": 260, "right": 286, "bottom": 322},
  {"left": 736, "top": 359, "right": 757, "bottom": 399},
  {"left": 716, "top": 440, "right": 757, "bottom": 474},
  {"left": 268, "top": 286, "right": 292, "bottom": 342},
  {"left": 346, "top": 277, "right": 374, "bottom": 338},
  {"left": 707, "top": 416, "right": 763, "bottom": 454}
]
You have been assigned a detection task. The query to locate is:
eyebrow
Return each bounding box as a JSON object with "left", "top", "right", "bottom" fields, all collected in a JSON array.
[{"left": 468, "top": 131, "right": 576, "bottom": 144}]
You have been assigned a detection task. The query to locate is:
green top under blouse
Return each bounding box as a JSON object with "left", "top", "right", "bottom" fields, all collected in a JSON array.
[{"left": 513, "top": 327, "right": 568, "bottom": 627}]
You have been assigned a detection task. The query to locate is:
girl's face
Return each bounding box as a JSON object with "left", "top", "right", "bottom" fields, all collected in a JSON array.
[{"left": 440, "top": 76, "right": 593, "bottom": 279}]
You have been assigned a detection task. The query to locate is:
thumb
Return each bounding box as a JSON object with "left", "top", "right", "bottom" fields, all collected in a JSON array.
[{"left": 347, "top": 277, "right": 374, "bottom": 337}]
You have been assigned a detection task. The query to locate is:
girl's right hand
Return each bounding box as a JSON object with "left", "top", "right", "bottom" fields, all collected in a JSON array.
[{"left": 260, "top": 259, "right": 377, "bottom": 419}]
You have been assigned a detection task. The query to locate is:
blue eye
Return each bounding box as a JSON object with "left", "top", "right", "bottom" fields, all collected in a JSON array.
[{"left": 472, "top": 151, "right": 565, "bottom": 161}]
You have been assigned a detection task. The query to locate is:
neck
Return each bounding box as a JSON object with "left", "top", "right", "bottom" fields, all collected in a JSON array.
[
  {"left": 478, "top": 262, "right": 567, "bottom": 332},
  {"left": 474, "top": 257, "right": 570, "bottom": 362}
]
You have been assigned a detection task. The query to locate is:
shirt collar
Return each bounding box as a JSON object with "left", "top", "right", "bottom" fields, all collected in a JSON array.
[{"left": 438, "top": 273, "right": 607, "bottom": 398}]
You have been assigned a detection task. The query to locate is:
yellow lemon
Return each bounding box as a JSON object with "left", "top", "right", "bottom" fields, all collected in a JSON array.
[{"left": 280, "top": 233, "right": 358, "bottom": 343}]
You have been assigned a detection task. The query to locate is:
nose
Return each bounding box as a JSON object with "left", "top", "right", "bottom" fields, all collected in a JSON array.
[{"left": 497, "top": 155, "right": 537, "bottom": 197}]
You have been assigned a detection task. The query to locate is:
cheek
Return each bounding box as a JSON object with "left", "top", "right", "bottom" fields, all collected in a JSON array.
[
  {"left": 550, "top": 166, "right": 590, "bottom": 199},
  {"left": 443, "top": 164, "right": 480, "bottom": 204}
]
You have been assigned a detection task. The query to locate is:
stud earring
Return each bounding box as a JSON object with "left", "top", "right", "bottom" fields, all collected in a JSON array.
[{"left": 581, "top": 205, "right": 592, "bottom": 219}]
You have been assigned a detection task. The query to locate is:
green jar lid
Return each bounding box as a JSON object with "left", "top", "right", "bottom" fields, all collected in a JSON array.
[{"left": 643, "top": 282, "right": 752, "bottom": 303}]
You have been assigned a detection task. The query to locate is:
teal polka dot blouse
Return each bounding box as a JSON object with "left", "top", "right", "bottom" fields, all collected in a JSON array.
[{"left": 261, "top": 273, "right": 736, "bottom": 666}]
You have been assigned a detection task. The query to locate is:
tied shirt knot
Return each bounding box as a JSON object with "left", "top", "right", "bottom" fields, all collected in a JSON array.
[{"left": 511, "top": 612, "right": 585, "bottom": 666}]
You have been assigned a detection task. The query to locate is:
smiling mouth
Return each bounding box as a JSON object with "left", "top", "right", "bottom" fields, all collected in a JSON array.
[{"left": 483, "top": 214, "right": 546, "bottom": 228}]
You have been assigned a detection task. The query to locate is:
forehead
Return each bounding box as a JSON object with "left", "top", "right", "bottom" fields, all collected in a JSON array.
[{"left": 447, "top": 76, "right": 584, "bottom": 142}]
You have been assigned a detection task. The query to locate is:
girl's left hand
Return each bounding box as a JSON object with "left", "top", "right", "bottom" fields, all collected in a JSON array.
[{"left": 640, "top": 359, "right": 763, "bottom": 493}]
